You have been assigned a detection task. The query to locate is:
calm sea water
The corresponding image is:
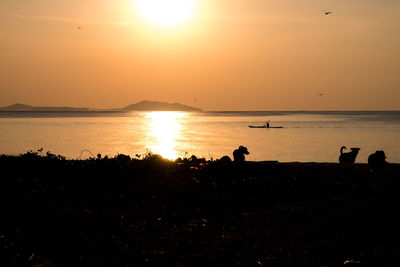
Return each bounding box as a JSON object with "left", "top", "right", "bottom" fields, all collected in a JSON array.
[{"left": 0, "top": 111, "right": 399, "bottom": 163}]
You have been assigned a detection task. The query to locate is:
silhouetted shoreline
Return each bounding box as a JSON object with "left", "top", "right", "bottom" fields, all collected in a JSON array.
[
  {"left": 0, "top": 100, "right": 202, "bottom": 112},
  {"left": 1, "top": 152, "right": 400, "bottom": 266}
]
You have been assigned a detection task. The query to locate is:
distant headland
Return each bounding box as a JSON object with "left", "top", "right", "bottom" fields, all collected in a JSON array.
[
  {"left": 0, "top": 103, "right": 90, "bottom": 112},
  {"left": 0, "top": 101, "right": 202, "bottom": 112}
]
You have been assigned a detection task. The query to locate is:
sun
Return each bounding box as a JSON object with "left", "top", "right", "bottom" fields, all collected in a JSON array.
[{"left": 135, "top": 0, "right": 196, "bottom": 27}]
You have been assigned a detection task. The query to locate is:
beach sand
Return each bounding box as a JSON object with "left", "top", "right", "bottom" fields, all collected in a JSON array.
[{"left": 1, "top": 153, "right": 400, "bottom": 266}]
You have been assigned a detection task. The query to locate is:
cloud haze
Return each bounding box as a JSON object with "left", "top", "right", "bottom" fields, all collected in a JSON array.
[{"left": 0, "top": 0, "right": 399, "bottom": 110}]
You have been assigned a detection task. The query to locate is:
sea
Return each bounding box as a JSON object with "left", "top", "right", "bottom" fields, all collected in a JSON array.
[{"left": 0, "top": 111, "right": 399, "bottom": 163}]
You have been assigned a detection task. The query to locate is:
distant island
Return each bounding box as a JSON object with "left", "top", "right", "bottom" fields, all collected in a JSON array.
[
  {"left": 0, "top": 101, "right": 202, "bottom": 112},
  {"left": 0, "top": 103, "right": 91, "bottom": 112}
]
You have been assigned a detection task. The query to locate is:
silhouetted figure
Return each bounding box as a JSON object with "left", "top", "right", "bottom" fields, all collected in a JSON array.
[
  {"left": 266, "top": 122, "right": 270, "bottom": 128},
  {"left": 339, "top": 146, "right": 360, "bottom": 163},
  {"left": 219, "top": 155, "right": 232, "bottom": 162},
  {"left": 368, "top": 151, "right": 387, "bottom": 168},
  {"left": 233, "top": 146, "right": 249, "bottom": 162}
]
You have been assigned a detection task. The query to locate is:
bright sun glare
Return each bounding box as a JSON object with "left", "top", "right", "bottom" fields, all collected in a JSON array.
[
  {"left": 135, "top": 0, "right": 196, "bottom": 27},
  {"left": 145, "top": 111, "right": 186, "bottom": 159}
]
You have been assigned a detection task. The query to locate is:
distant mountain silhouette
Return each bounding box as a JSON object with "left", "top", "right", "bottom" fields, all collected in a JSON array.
[
  {"left": 1, "top": 103, "right": 32, "bottom": 111},
  {"left": 0, "top": 103, "right": 90, "bottom": 112},
  {"left": 0, "top": 101, "right": 202, "bottom": 112},
  {"left": 122, "top": 101, "right": 202, "bottom": 112}
]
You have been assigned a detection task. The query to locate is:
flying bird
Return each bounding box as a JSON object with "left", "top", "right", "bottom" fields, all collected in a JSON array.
[
  {"left": 317, "top": 92, "right": 325, "bottom": 96},
  {"left": 322, "top": 10, "right": 332, "bottom": 15},
  {"left": 77, "top": 26, "right": 82, "bottom": 29}
]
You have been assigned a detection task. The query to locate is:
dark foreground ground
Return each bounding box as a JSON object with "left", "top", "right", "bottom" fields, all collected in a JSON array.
[{"left": 1, "top": 152, "right": 400, "bottom": 266}]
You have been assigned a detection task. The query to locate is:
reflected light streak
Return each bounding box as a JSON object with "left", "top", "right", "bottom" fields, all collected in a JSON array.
[{"left": 144, "top": 111, "right": 186, "bottom": 159}]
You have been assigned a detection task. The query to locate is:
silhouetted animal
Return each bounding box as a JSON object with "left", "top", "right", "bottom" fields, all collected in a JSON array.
[
  {"left": 368, "top": 151, "right": 387, "bottom": 167},
  {"left": 339, "top": 146, "right": 360, "bottom": 163},
  {"left": 233, "top": 146, "right": 249, "bottom": 162},
  {"left": 219, "top": 155, "right": 232, "bottom": 162}
]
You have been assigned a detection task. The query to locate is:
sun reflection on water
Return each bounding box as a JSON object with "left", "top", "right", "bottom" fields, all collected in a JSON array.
[{"left": 144, "top": 111, "right": 187, "bottom": 159}]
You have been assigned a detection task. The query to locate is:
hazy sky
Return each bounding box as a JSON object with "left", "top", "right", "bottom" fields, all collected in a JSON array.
[{"left": 1, "top": 0, "right": 399, "bottom": 110}]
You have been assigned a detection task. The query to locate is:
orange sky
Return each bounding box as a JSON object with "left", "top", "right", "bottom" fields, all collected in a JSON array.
[{"left": 1, "top": 0, "right": 399, "bottom": 110}]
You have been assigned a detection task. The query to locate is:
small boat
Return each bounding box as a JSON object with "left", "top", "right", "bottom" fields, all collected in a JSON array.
[{"left": 249, "top": 125, "right": 283, "bottom": 128}]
